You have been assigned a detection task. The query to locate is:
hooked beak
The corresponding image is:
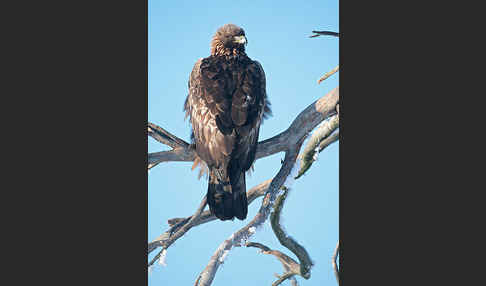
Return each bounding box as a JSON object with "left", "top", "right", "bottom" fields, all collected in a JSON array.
[{"left": 233, "top": 35, "right": 247, "bottom": 45}]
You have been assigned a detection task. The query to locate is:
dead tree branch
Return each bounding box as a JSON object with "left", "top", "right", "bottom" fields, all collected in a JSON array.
[
  {"left": 148, "top": 196, "right": 207, "bottom": 267},
  {"left": 319, "top": 130, "right": 339, "bottom": 153},
  {"left": 296, "top": 114, "right": 339, "bottom": 179},
  {"left": 244, "top": 119, "right": 338, "bottom": 284},
  {"left": 148, "top": 84, "right": 338, "bottom": 284},
  {"left": 195, "top": 147, "right": 302, "bottom": 286},
  {"left": 318, "top": 65, "right": 339, "bottom": 84},
  {"left": 148, "top": 86, "right": 338, "bottom": 170},
  {"left": 273, "top": 272, "right": 298, "bottom": 286},
  {"left": 333, "top": 241, "right": 340, "bottom": 285},
  {"left": 147, "top": 123, "right": 193, "bottom": 169},
  {"left": 270, "top": 188, "right": 313, "bottom": 281},
  {"left": 147, "top": 126, "right": 288, "bottom": 168},
  {"left": 241, "top": 187, "right": 312, "bottom": 286},
  {"left": 309, "top": 31, "right": 339, "bottom": 38},
  {"left": 149, "top": 25, "right": 339, "bottom": 286},
  {"left": 246, "top": 242, "right": 301, "bottom": 279},
  {"left": 193, "top": 87, "right": 339, "bottom": 286},
  {"left": 148, "top": 180, "right": 271, "bottom": 255},
  {"left": 148, "top": 86, "right": 338, "bottom": 255},
  {"left": 148, "top": 123, "right": 190, "bottom": 149}
]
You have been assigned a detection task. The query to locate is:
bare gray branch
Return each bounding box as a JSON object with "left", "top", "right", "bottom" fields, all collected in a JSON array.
[
  {"left": 194, "top": 87, "right": 339, "bottom": 286},
  {"left": 195, "top": 148, "right": 302, "bottom": 286},
  {"left": 148, "top": 87, "right": 338, "bottom": 170},
  {"left": 148, "top": 122, "right": 190, "bottom": 149},
  {"left": 148, "top": 180, "right": 271, "bottom": 255},
  {"left": 296, "top": 114, "right": 339, "bottom": 179},
  {"left": 148, "top": 87, "right": 339, "bottom": 285},
  {"left": 271, "top": 188, "right": 313, "bottom": 279},
  {"left": 333, "top": 241, "right": 340, "bottom": 285},
  {"left": 246, "top": 242, "right": 301, "bottom": 286}
]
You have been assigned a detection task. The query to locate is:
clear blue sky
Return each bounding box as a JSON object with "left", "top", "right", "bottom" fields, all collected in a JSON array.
[{"left": 148, "top": 1, "right": 339, "bottom": 285}]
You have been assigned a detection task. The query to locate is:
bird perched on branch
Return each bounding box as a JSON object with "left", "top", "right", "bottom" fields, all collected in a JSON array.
[{"left": 184, "top": 24, "right": 271, "bottom": 221}]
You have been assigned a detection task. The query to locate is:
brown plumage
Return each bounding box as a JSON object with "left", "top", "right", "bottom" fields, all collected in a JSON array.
[{"left": 184, "top": 24, "right": 271, "bottom": 221}]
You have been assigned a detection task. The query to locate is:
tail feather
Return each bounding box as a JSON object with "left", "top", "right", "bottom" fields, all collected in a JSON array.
[
  {"left": 207, "top": 166, "right": 248, "bottom": 221},
  {"left": 231, "top": 171, "right": 247, "bottom": 220},
  {"left": 207, "top": 168, "right": 234, "bottom": 220}
]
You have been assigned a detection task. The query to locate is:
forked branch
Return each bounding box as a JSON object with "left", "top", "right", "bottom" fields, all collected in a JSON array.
[
  {"left": 148, "top": 87, "right": 338, "bottom": 169},
  {"left": 148, "top": 180, "right": 271, "bottom": 255},
  {"left": 148, "top": 81, "right": 339, "bottom": 286},
  {"left": 193, "top": 87, "right": 339, "bottom": 286},
  {"left": 270, "top": 187, "right": 313, "bottom": 281}
]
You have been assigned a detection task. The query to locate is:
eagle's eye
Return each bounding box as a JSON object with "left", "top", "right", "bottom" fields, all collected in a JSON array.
[{"left": 233, "top": 35, "right": 247, "bottom": 45}]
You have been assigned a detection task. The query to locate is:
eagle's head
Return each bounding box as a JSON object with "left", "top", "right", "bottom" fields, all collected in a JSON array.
[{"left": 210, "top": 24, "right": 247, "bottom": 56}]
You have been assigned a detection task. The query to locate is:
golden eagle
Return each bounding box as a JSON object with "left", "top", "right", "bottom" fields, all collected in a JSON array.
[{"left": 184, "top": 24, "right": 271, "bottom": 221}]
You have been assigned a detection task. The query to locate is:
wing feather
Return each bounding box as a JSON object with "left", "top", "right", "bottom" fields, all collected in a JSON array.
[{"left": 184, "top": 56, "right": 270, "bottom": 171}]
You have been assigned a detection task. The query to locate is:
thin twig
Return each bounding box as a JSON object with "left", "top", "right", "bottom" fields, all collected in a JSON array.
[
  {"left": 333, "top": 241, "right": 340, "bottom": 285},
  {"left": 245, "top": 242, "right": 271, "bottom": 252},
  {"left": 309, "top": 31, "right": 339, "bottom": 38},
  {"left": 246, "top": 242, "right": 301, "bottom": 286},
  {"left": 148, "top": 197, "right": 207, "bottom": 267},
  {"left": 148, "top": 180, "right": 271, "bottom": 255},
  {"left": 148, "top": 248, "right": 164, "bottom": 268},
  {"left": 318, "top": 65, "right": 339, "bottom": 84},
  {"left": 273, "top": 272, "right": 297, "bottom": 286},
  {"left": 246, "top": 242, "right": 300, "bottom": 272}
]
